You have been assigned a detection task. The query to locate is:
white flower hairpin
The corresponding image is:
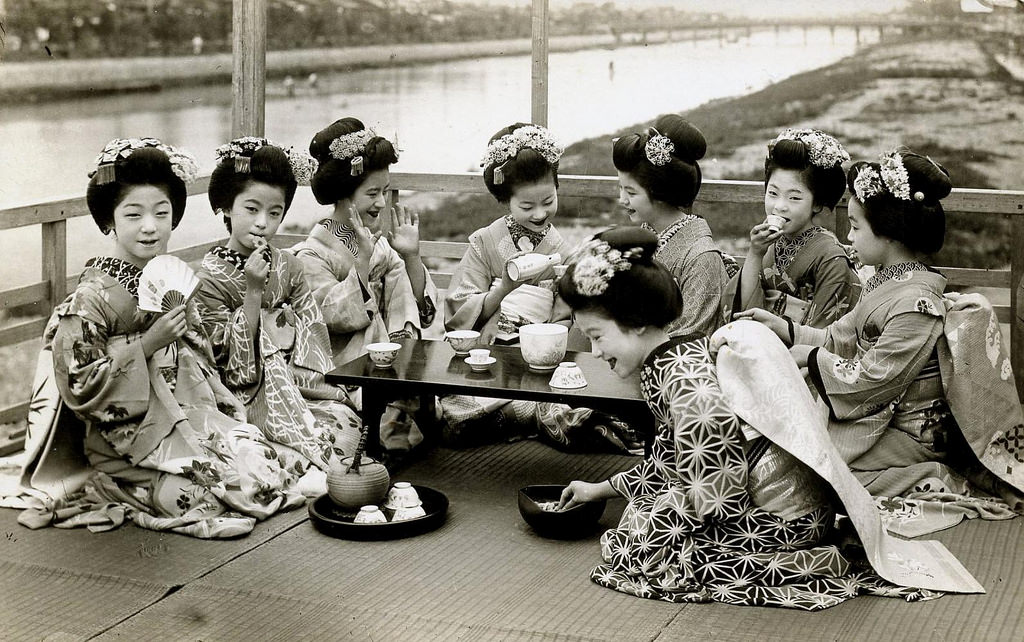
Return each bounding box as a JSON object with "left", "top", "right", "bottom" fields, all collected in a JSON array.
[
  {"left": 214, "top": 137, "right": 318, "bottom": 186},
  {"left": 480, "top": 125, "right": 563, "bottom": 185},
  {"left": 769, "top": 128, "right": 850, "bottom": 169},
  {"left": 92, "top": 137, "right": 199, "bottom": 186},
  {"left": 328, "top": 129, "right": 389, "bottom": 176},
  {"left": 644, "top": 129, "right": 675, "bottom": 166},
  {"left": 852, "top": 150, "right": 912, "bottom": 203},
  {"left": 569, "top": 239, "right": 642, "bottom": 297}
]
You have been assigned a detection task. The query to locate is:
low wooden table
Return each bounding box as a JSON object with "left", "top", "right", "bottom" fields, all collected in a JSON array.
[{"left": 326, "top": 338, "right": 653, "bottom": 458}]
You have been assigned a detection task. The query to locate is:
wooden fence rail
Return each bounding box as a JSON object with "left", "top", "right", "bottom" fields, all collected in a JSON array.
[{"left": 1, "top": 172, "right": 1023, "bottom": 430}]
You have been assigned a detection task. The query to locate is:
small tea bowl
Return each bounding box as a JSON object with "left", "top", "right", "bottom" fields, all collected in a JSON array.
[
  {"left": 384, "top": 481, "right": 422, "bottom": 510},
  {"left": 366, "top": 342, "right": 401, "bottom": 368},
  {"left": 764, "top": 214, "right": 786, "bottom": 233},
  {"left": 445, "top": 330, "right": 481, "bottom": 355},
  {"left": 549, "top": 362, "right": 587, "bottom": 389}
]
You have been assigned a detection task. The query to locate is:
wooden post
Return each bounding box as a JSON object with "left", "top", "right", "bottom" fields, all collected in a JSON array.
[
  {"left": 41, "top": 220, "right": 67, "bottom": 310},
  {"left": 1012, "top": 215, "right": 1024, "bottom": 400},
  {"left": 232, "top": 0, "right": 267, "bottom": 138},
  {"left": 531, "top": 0, "right": 549, "bottom": 127}
]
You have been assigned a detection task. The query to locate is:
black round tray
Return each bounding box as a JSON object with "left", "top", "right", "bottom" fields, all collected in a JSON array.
[{"left": 308, "top": 485, "right": 449, "bottom": 541}]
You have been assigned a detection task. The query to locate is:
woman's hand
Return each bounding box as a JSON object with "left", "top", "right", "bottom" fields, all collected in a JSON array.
[
  {"left": 748, "top": 222, "right": 781, "bottom": 256},
  {"left": 243, "top": 239, "right": 271, "bottom": 292},
  {"left": 732, "top": 307, "right": 789, "bottom": 343},
  {"left": 557, "top": 480, "right": 608, "bottom": 511},
  {"left": 348, "top": 205, "right": 382, "bottom": 261},
  {"left": 499, "top": 249, "right": 532, "bottom": 292},
  {"left": 142, "top": 305, "right": 188, "bottom": 356},
  {"left": 387, "top": 204, "right": 420, "bottom": 259}
]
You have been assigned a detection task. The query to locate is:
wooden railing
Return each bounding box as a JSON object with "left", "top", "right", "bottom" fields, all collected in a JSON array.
[{"left": 1, "top": 171, "right": 1023, "bottom": 430}]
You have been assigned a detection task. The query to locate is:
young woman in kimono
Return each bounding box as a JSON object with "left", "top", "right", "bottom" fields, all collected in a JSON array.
[
  {"left": 195, "top": 138, "right": 362, "bottom": 481},
  {"left": 728, "top": 128, "right": 861, "bottom": 328},
  {"left": 738, "top": 149, "right": 1024, "bottom": 536},
  {"left": 555, "top": 226, "right": 936, "bottom": 608},
  {"left": 441, "top": 123, "right": 642, "bottom": 453},
  {"left": 613, "top": 114, "right": 734, "bottom": 338},
  {"left": 292, "top": 118, "right": 436, "bottom": 459},
  {"left": 42, "top": 139, "right": 306, "bottom": 538}
]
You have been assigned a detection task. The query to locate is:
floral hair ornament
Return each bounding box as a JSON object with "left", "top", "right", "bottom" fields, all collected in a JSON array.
[
  {"left": 852, "top": 149, "right": 911, "bottom": 203},
  {"left": 481, "top": 125, "right": 563, "bottom": 185},
  {"left": 643, "top": 127, "right": 675, "bottom": 167},
  {"left": 92, "top": 137, "right": 199, "bottom": 186},
  {"left": 569, "top": 238, "right": 643, "bottom": 297},
  {"left": 328, "top": 129, "right": 385, "bottom": 176},
  {"left": 769, "top": 128, "right": 850, "bottom": 169},
  {"left": 214, "top": 136, "right": 318, "bottom": 186}
]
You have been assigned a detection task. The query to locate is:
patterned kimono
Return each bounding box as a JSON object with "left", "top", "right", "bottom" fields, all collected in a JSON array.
[
  {"left": 445, "top": 215, "right": 571, "bottom": 338},
  {"left": 727, "top": 226, "right": 862, "bottom": 328},
  {"left": 648, "top": 215, "right": 733, "bottom": 338},
  {"left": 797, "top": 263, "right": 1024, "bottom": 536},
  {"left": 592, "top": 335, "right": 932, "bottom": 609},
  {"left": 292, "top": 219, "right": 437, "bottom": 367},
  {"left": 291, "top": 219, "right": 438, "bottom": 452},
  {"left": 40, "top": 258, "right": 306, "bottom": 538},
  {"left": 441, "top": 216, "right": 643, "bottom": 454},
  {"left": 196, "top": 245, "right": 362, "bottom": 471}
]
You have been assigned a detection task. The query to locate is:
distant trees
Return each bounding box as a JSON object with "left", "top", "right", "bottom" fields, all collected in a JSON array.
[{"left": 0, "top": 0, "right": 709, "bottom": 61}]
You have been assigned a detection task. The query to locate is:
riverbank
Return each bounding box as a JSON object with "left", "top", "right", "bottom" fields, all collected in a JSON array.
[
  {"left": 0, "top": 31, "right": 672, "bottom": 103},
  {"left": 420, "top": 35, "right": 1024, "bottom": 269}
]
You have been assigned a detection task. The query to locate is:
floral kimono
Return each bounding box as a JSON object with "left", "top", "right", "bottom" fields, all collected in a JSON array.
[
  {"left": 36, "top": 257, "right": 306, "bottom": 538},
  {"left": 592, "top": 334, "right": 945, "bottom": 609},
  {"left": 291, "top": 219, "right": 438, "bottom": 453},
  {"left": 441, "top": 216, "right": 643, "bottom": 454},
  {"left": 727, "top": 226, "right": 862, "bottom": 328},
  {"left": 648, "top": 215, "right": 733, "bottom": 338},
  {"left": 796, "top": 263, "right": 1024, "bottom": 536},
  {"left": 292, "top": 219, "right": 437, "bottom": 368},
  {"left": 196, "top": 245, "right": 362, "bottom": 471}
]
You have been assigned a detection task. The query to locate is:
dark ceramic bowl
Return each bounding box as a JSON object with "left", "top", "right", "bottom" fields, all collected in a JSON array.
[{"left": 517, "top": 484, "right": 606, "bottom": 539}]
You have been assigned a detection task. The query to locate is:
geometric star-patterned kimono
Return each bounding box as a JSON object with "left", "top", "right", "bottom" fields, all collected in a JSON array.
[
  {"left": 591, "top": 335, "right": 933, "bottom": 609},
  {"left": 726, "top": 226, "right": 862, "bottom": 328},
  {"left": 797, "top": 264, "right": 1024, "bottom": 537},
  {"left": 649, "top": 214, "right": 733, "bottom": 338},
  {"left": 42, "top": 257, "right": 307, "bottom": 538},
  {"left": 196, "top": 245, "right": 363, "bottom": 471}
]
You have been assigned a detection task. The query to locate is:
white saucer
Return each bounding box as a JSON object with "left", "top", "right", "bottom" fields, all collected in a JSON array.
[{"left": 465, "top": 356, "right": 497, "bottom": 372}]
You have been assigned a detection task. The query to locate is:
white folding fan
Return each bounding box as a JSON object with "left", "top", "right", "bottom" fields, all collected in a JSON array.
[{"left": 138, "top": 254, "right": 200, "bottom": 312}]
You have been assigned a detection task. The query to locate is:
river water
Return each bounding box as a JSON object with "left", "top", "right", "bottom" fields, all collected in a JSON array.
[{"left": 0, "top": 27, "right": 872, "bottom": 287}]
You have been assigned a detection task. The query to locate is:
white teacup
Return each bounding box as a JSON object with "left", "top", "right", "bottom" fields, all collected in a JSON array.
[
  {"left": 353, "top": 505, "right": 387, "bottom": 524},
  {"left": 445, "top": 330, "right": 481, "bottom": 355},
  {"left": 468, "top": 349, "right": 491, "bottom": 363},
  {"left": 392, "top": 505, "right": 427, "bottom": 521},
  {"left": 366, "top": 342, "right": 401, "bottom": 368},
  {"left": 764, "top": 214, "right": 786, "bottom": 233},
  {"left": 384, "top": 481, "right": 422, "bottom": 510},
  {"left": 519, "top": 323, "right": 568, "bottom": 371}
]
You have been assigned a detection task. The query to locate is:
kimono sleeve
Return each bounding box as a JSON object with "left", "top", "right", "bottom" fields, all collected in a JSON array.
[
  {"left": 445, "top": 232, "right": 498, "bottom": 331},
  {"left": 804, "top": 255, "right": 862, "bottom": 328},
  {"left": 375, "top": 240, "right": 425, "bottom": 338},
  {"left": 807, "top": 306, "right": 944, "bottom": 422},
  {"left": 295, "top": 247, "right": 374, "bottom": 335},
  {"left": 280, "top": 252, "right": 335, "bottom": 377},
  {"left": 611, "top": 364, "right": 752, "bottom": 531},
  {"left": 194, "top": 268, "right": 261, "bottom": 389},
  {"left": 50, "top": 288, "right": 150, "bottom": 424},
  {"left": 673, "top": 250, "right": 727, "bottom": 337}
]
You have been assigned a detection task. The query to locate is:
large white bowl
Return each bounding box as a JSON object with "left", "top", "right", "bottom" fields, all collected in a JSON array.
[{"left": 519, "top": 323, "right": 568, "bottom": 371}]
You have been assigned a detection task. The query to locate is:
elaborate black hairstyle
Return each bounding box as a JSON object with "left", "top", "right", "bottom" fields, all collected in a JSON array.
[
  {"left": 611, "top": 114, "right": 705, "bottom": 209},
  {"left": 558, "top": 226, "right": 682, "bottom": 329},
  {"left": 764, "top": 129, "right": 848, "bottom": 211},
  {"left": 308, "top": 117, "right": 399, "bottom": 205},
  {"left": 208, "top": 140, "right": 299, "bottom": 231},
  {"left": 846, "top": 149, "right": 951, "bottom": 255},
  {"left": 86, "top": 145, "right": 188, "bottom": 235},
  {"left": 481, "top": 122, "right": 561, "bottom": 203}
]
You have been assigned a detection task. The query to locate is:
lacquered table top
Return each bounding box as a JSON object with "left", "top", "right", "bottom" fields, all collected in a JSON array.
[{"left": 326, "top": 338, "right": 644, "bottom": 406}]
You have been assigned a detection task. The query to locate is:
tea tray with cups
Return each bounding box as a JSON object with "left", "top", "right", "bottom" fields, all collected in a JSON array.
[{"left": 309, "top": 484, "right": 449, "bottom": 541}]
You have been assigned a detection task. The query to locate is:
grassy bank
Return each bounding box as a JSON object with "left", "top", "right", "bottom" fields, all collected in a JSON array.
[{"left": 420, "top": 35, "right": 1024, "bottom": 269}]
